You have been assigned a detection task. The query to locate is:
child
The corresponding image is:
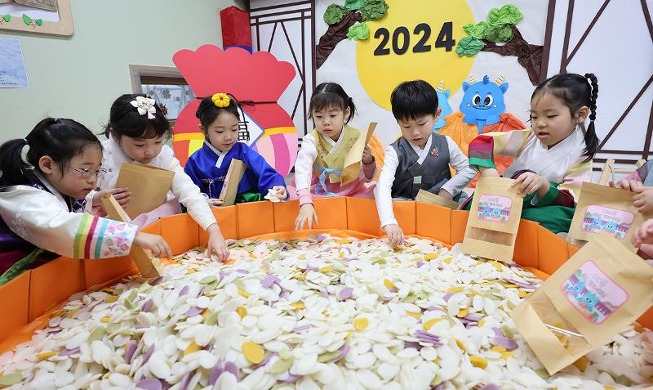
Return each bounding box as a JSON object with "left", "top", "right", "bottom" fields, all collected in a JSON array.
[
  {"left": 294, "top": 82, "right": 376, "bottom": 230},
  {"left": 468, "top": 73, "right": 600, "bottom": 234},
  {"left": 184, "top": 93, "right": 287, "bottom": 205},
  {"left": 0, "top": 118, "right": 172, "bottom": 283},
  {"left": 375, "top": 80, "right": 476, "bottom": 248},
  {"left": 90, "top": 94, "right": 229, "bottom": 261},
  {"left": 633, "top": 218, "right": 653, "bottom": 256}
]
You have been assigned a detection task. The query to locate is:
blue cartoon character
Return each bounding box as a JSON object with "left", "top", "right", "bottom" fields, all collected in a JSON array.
[
  {"left": 490, "top": 207, "right": 502, "bottom": 221},
  {"left": 438, "top": 75, "right": 525, "bottom": 186},
  {"left": 602, "top": 220, "right": 618, "bottom": 235},
  {"left": 460, "top": 75, "right": 508, "bottom": 133},
  {"left": 579, "top": 290, "right": 600, "bottom": 313}
]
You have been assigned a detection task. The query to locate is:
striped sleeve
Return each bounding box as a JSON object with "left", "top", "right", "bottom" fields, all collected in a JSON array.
[
  {"left": 73, "top": 214, "right": 138, "bottom": 259},
  {"left": 468, "top": 130, "right": 531, "bottom": 171}
]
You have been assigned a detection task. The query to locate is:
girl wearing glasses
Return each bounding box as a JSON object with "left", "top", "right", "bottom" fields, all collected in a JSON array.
[
  {"left": 90, "top": 94, "right": 229, "bottom": 262},
  {"left": 0, "top": 118, "right": 172, "bottom": 284}
]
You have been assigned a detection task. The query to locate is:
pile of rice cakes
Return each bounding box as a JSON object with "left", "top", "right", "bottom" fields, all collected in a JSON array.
[{"left": 0, "top": 234, "right": 652, "bottom": 390}]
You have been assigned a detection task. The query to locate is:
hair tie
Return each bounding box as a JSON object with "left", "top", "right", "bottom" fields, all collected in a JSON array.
[
  {"left": 130, "top": 96, "right": 157, "bottom": 119},
  {"left": 589, "top": 114, "right": 596, "bottom": 121},
  {"left": 211, "top": 93, "right": 231, "bottom": 108}
]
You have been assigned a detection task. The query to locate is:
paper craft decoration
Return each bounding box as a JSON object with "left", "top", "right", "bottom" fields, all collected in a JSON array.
[
  {"left": 415, "top": 189, "right": 460, "bottom": 209},
  {"left": 172, "top": 45, "right": 298, "bottom": 177},
  {"left": 100, "top": 194, "right": 162, "bottom": 278},
  {"left": 462, "top": 177, "right": 523, "bottom": 262},
  {"left": 340, "top": 122, "right": 377, "bottom": 184},
  {"left": 115, "top": 163, "right": 174, "bottom": 219},
  {"left": 0, "top": 0, "right": 73, "bottom": 36},
  {"left": 438, "top": 75, "right": 525, "bottom": 186},
  {"left": 568, "top": 182, "right": 650, "bottom": 252},
  {"left": 511, "top": 233, "right": 653, "bottom": 374},
  {"left": 218, "top": 159, "right": 247, "bottom": 206}
]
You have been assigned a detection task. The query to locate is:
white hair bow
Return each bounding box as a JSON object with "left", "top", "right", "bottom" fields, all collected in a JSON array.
[{"left": 130, "top": 96, "right": 157, "bottom": 119}]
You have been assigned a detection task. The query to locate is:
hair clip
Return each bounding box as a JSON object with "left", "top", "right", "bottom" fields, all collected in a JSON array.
[
  {"left": 130, "top": 96, "right": 157, "bottom": 119},
  {"left": 212, "top": 93, "right": 231, "bottom": 108}
]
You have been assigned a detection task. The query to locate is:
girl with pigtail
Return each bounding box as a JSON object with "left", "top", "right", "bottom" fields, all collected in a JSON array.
[
  {"left": 0, "top": 118, "right": 172, "bottom": 284},
  {"left": 467, "top": 73, "right": 601, "bottom": 234}
]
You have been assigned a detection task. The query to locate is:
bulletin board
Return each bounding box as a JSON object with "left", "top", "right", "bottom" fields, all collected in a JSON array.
[{"left": 0, "top": 0, "right": 73, "bottom": 36}]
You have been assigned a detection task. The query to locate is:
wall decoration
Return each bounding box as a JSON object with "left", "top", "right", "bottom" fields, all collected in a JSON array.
[
  {"left": 172, "top": 45, "right": 299, "bottom": 177},
  {"left": 0, "top": 0, "right": 72, "bottom": 36}
]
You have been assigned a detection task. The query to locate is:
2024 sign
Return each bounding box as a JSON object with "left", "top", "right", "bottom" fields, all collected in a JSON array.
[{"left": 373, "top": 22, "right": 455, "bottom": 56}]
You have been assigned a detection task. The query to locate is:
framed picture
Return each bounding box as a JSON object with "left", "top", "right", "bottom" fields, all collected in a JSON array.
[{"left": 0, "top": 0, "right": 73, "bottom": 36}]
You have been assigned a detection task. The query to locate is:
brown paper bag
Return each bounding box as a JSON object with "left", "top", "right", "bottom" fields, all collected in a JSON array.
[
  {"left": 462, "top": 177, "right": 523, "bottom": 262},
  {"left": 100, "top": 194, "right": 162, "bottom": 278},
  {"left": 415, "top": 189, "right": 460, "bottom": 209},
  {"left": 115, "top": 163, "right": 174, "bottom": 219},
  {"left": 218, "top": 159, "right": 247, "bottom": 206},
  {"left": 511, "top": 232, "right": 653, "bottom": 374},
  {"left": 568, "top": 182, "right": 649, "bottom": 252}
]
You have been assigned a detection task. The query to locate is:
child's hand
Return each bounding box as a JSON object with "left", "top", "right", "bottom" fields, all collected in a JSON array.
[
  {"left": 633, "top": 187, "right": 653, "bottom": 214},
  {"left": 383, "top": 224, "right": 404, "bottom": 248},
  {"left": 611, "top": 178, "right": 643, "bottom": 192},
  {"left": 479, "top": 167, "right": 500, "bottom": 177},
  {"left": 134, "top": 232, "right": 172, "bottom": 258},
  {"left": 437, "top": 189, "right": 453, "bottom": 200},
  {"left": 208, "top": 198, "right": 224, "bottom": 207},
  {"left": 93, "top": 187, "right": 131, "bottom": 209},
  {"left": 205, "top": 224, "right": 229, "bottom": 262},
  {"left": 633, "top": 219, "right": 653, "bottom": 248},
  {"left": 513, "top": 172, "right": 548, "bottom": 196},
  {"left": 274, "top": 186, "right": 287, "bottom": 199},
  {"left": 295, "top": 203, "right": 318, "bottom": 230},
  {"left": 362, "top": 145, "right": 374, "bottom": 165}
]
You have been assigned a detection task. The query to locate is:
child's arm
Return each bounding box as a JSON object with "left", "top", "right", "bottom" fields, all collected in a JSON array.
[
  {"left": 169, "top": 157, "right": 229, "bottom": 261},
  {"left": 0, "top": 187, "right": 171, "bottom": 259},
  {"left": 242, "top": 145, "right": 288, "bottom": 199},
  {"left": 374, "top": 146, "right": 403, "bottom": 247},
  {"left": 440, "top": 137, "right": 476, "bottom": 198},
  {"left": 294, "top": 134, "right": 319, "bottom": 229},
  {"left": 468, "top": 130, "right": 531, "bottom": 175},
  {"left": 361, "top": 145, "right": 376, "bottom": 181},
  {"left": 634, "top": 187, "right": 653, "bottom": 214}
]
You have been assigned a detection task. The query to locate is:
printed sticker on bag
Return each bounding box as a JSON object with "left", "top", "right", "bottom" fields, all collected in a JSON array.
[
  {"left": 561, "top": 260, "right": 628, "bottom": 325},
  {"left": 579, "top": 205, "right": 634, "bottom": 241},
  {"left": 477, "top": 195, "right": 512, "bottom": 223}
]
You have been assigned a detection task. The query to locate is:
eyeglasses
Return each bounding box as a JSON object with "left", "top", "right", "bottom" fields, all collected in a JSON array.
[{"left": 65, "top": 165, "right": 106, "bottom": 179}]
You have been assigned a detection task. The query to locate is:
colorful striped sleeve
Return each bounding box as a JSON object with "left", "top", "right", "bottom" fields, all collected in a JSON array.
[
  {"left": 468, "top": 130, "right": 531, "bottom": 171},
  {"left": 73, "top": 214, "right": 138, "bottom": 259}
]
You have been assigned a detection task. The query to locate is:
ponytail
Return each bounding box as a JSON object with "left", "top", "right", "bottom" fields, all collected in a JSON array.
[
  {"left": 0, "top": 118, "right": 101, "bottom": 187},
  {"left": 582, "top": 73, "right": 599, "bottom": 162},
  {"left": 0, "top": 138, "right": 32, "bottom": 186}
]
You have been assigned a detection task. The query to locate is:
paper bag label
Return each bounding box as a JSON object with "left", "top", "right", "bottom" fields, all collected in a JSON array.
[
  {"left": 561, "top": 261, "right": 628, "bottom": 324},
  {"left": 580, "top": 205, "right": 635, "bottom": 241},
  {"left": 477, "top": 195, "right": 512, "bottom": 223}
]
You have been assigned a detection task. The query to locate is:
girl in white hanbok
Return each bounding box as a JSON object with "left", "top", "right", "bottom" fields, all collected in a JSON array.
[
  {"left": 467, "top": 73, "right": 600, "bottom": 233},
  {"left": 0, "top": 118, "right": 171, "bottom": 284},
  {"left": 88, "top": 94, "right": 229, "bottom": 261}
]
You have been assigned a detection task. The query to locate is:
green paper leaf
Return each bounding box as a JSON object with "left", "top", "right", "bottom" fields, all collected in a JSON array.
[
  {"left": 22, "top": 14, "right": 33, "bottom": 25},
  {"left": 2, "top": 14, "right": 11, "bottom": 22},
  {"left": 35, "top": 19, "right": 43, "bottom": 26}
]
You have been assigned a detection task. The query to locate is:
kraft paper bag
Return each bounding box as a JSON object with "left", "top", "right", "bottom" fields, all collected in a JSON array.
[
  {"left": 462, "top": 177, "right": 523, "bottom": 263},
  {"left": 568, "top": 182, "right": 649, "bottom": 252},
  {"left": 415, "top": 189, "right": 460, "bottom": 209},
  {"left": 115, "top": 163, "right": 174, "bottom": 219},
  {"left": 218, "top": 159, "right": 247, "bottom": 206},
  {"left": 511, "top": 232, "right": 653, "bottom": 375},
  {"left": 340, "top": 122, "right": 377, "bottom": 185}
]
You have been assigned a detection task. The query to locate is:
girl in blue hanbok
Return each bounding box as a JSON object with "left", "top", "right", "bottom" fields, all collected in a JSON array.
[{"left": 184, "top": 93, "right": 288, "bottom": 205}]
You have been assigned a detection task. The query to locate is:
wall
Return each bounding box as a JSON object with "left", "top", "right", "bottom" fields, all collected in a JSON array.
[{"left": 0, "top": 0, "right": 244, "bottom": 142}]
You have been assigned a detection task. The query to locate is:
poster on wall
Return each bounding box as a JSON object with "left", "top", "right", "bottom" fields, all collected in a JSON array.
[{"left": 0, "top": 37, "right": 28, "bottom": 88}]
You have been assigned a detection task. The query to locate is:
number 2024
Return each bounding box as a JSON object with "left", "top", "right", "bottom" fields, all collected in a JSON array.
[{"left": 374, "top": 22, "right": 455, "bottom": 56}]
